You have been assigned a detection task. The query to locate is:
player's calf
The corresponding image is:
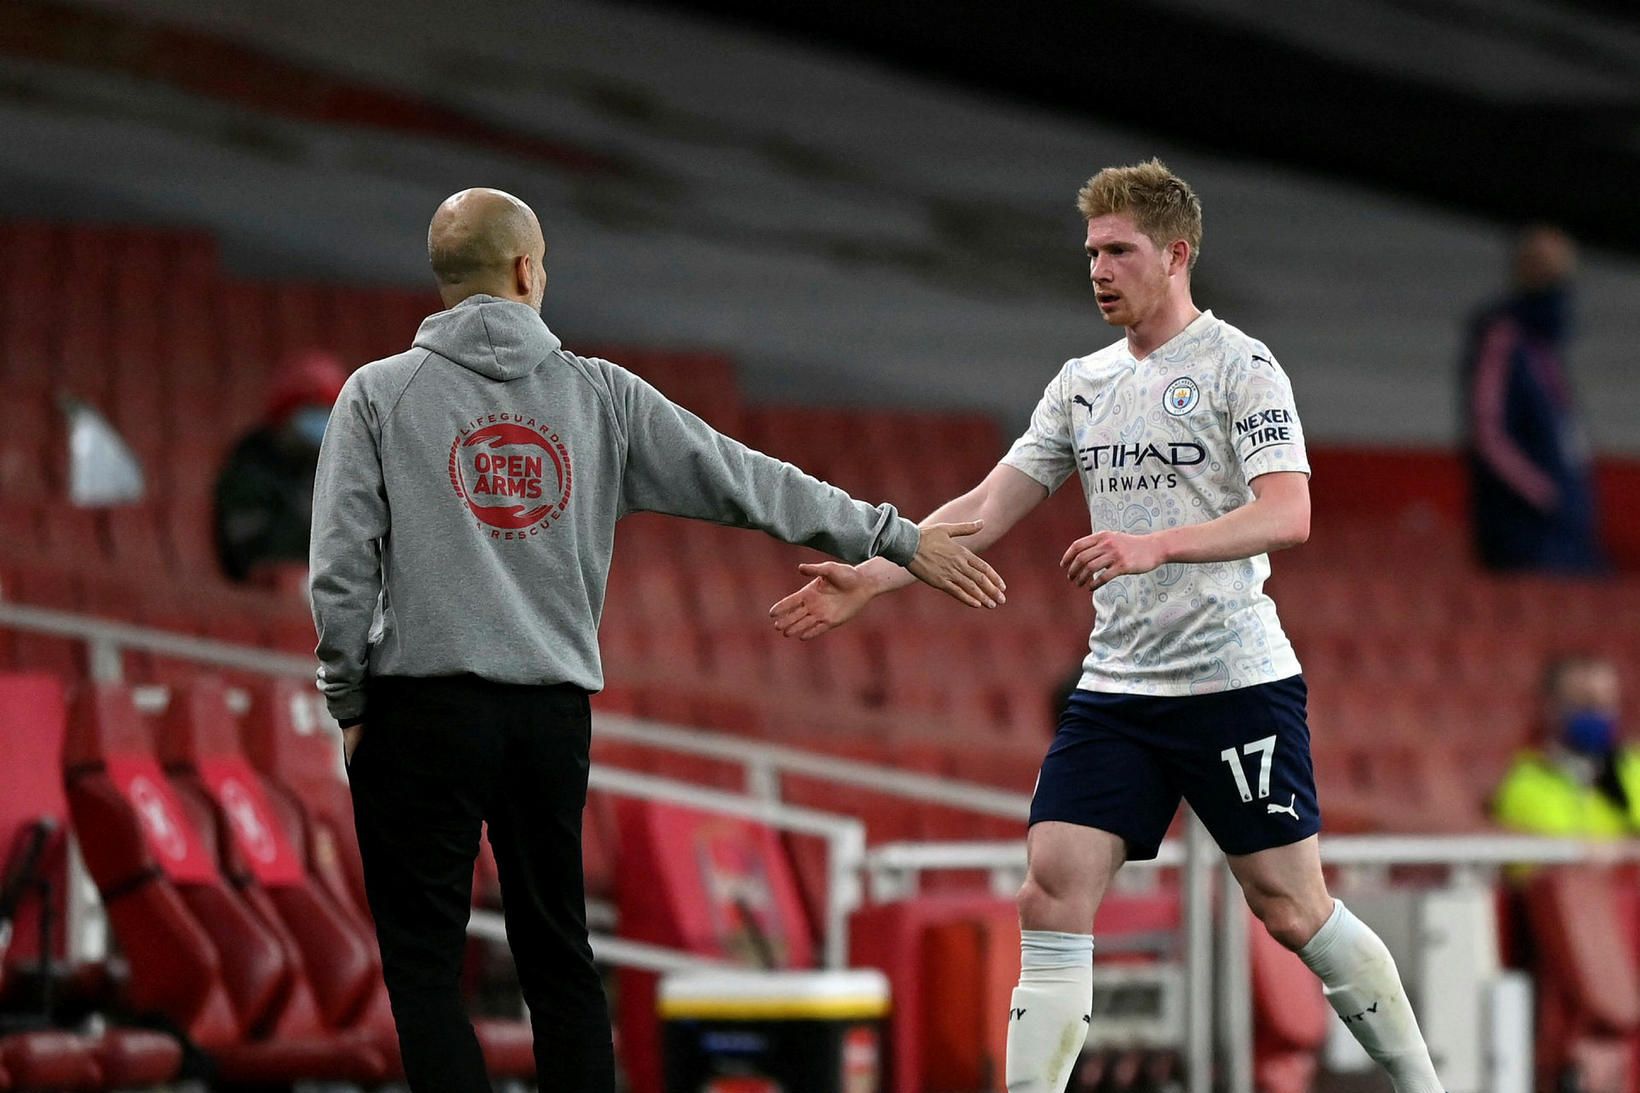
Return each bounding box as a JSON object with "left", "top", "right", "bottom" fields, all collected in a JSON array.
[
  {"left": 1005, "top": 930, "right": 1092, "bottom": 1093},
  {"left": 1297, "top": 900, "right": 1445, "bottom": 1093}
]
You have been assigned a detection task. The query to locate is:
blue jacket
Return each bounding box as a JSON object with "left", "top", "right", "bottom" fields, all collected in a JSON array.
[{"left": 1460, "top": 289, "right": 1602, "bottom": 572}]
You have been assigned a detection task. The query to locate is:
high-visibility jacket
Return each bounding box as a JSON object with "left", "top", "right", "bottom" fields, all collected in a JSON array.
[{"left": 1492, "top": 749, "right": 1640, "bottom": 837}]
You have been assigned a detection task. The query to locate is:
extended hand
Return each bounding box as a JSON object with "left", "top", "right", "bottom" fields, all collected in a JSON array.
[
  {"left": 908, "top": 520, "right": 1006, "bottom": 609},
  {"left": 769, "top": 562, "right": 874, "bottom": 641},
  {"left": 1061, "top": 530, "right": 1167, "bottom": 589}
]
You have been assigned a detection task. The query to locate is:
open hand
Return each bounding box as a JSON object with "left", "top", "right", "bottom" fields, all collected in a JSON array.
[
  {"left": 1061, "top": 530, "right": 1167, "bottom": 590},
  {"left": 908, "top": 520, "right": 1006, "bottom": 609},
  {"left": 769, "top": 562, "right": 874, "bottom": 641}
]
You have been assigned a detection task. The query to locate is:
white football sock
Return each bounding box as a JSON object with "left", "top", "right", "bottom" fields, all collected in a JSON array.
[
  {"left": 1005, "top": 930, "right": 1093, "bottom": 1093},
  {"left": 1297, "top": 900, "right": 1444, "bottom": 1093}
]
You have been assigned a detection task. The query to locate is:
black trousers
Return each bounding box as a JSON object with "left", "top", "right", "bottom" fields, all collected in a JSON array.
[{"left": 347, "top": 674, "right": 615, "bottom": 1093}]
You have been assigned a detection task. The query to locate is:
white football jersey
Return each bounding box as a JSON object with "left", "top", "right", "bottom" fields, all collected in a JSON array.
[{"left": 1002, "top": 310, "right": 1309, "bottom": 696}]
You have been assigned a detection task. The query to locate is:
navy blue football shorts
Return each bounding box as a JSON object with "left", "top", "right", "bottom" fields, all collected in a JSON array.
[{"left": 1028, "top": 675, "right": 1320, "bottom": 860}]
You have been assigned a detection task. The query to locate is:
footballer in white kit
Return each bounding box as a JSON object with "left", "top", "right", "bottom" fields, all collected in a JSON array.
[
  {"left": 1010, "top": 310, "right": 1308, "bottom": 696},
  {"left": 1004, "top": 309, "right": 1320, "bottom": 859},
  {"left": 771, "top": 160, "right": 1446, "bottom": 1093}
]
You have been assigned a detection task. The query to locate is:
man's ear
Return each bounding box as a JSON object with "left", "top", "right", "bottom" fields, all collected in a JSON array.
[
  {"left": 515, "top": 254, "right": 534, "bottom": 297},
  {"left": 1170, "top": 239, "right": 1191, "bottom": 276}
]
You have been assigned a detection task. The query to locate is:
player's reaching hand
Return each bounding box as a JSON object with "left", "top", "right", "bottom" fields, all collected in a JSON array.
[
  {"left": 1062, "top": 530, "right": 1167, "bottom": 590},
  {"left": 769, "top": 561, "right": 875, "bottom": 640},
  {"left": 770, "top": 520, "right": 1006, "bottom": 641},
  {"left": 907, "top": 520, "right": 1006, "bottom": 608}
]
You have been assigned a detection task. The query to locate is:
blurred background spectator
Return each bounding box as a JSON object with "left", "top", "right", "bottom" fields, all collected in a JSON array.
[
  {"left": 213, "top": 349, "right": 347, "bottom": 588},
  {"left": 1461, "top": 227, "right": 1604, "bottom": 574},
  {"left": 1495, "top": 653, "right": 1637, "bottom": 838}
]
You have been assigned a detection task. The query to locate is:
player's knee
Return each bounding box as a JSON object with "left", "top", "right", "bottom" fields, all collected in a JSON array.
[
  {"left": 1258, "top": 905, "right": 1313, "bottom": 950},
  {"left": 1016, "top": 872, "right": 1083, "bottom": 931},
  {"left": 1015, "top": 875, "right": 1053, "bottom": 927},
  {"left": 1018, "top": 853, "right": 1107, "bottom": 930},
  {"left": 1247, "top": 891, "right": 1330, "bottom": 950}
]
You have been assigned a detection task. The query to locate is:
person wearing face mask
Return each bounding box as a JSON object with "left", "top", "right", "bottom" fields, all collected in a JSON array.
[
  {"left": 213, "top": 350, "right": 348, "bottom": 584},
  {"left": 1494, "top": 655, "right": 1638, "bottom": 836},
  {"left": 1460, "top": 226, "right": 1604, "bottom": 574}
]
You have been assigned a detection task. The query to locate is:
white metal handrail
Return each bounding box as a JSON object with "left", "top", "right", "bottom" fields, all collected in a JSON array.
[
  {"left": 862, "top": 832, "right": 1640, "bottom": 895},
  {"left": 594, "top": 713, "right": 1032, "bottom": 819},
  {"left": 0, "top": 602, "right": 312, "bottom": 680},
  {"left": 468, "top": 913, "right": 736, "bottom": 974}
]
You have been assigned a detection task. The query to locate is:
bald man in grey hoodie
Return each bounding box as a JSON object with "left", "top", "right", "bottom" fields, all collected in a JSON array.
[{"left": 309, "top": 188, "right": 1004, "bottom": 1093}]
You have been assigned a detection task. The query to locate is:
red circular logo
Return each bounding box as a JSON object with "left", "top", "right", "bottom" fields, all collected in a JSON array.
[{"left": 448, "top": 416, "right": 572, "bottom": 534}]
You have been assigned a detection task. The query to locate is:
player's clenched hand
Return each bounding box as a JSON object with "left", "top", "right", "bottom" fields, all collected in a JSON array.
[
  {"left": 769, "top": 562, "right": 874, "bottom": 641},
  {"left": 1061, "top": 530, "right": 1167, "bottom": 590},
  {"left": 907, "top": 520, "right": 1006, "bottom": 609}
]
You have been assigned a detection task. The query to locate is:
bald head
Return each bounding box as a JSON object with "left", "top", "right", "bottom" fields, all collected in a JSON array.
[{"left": 428, "top": 188, "right": 547, "bottom": 308}]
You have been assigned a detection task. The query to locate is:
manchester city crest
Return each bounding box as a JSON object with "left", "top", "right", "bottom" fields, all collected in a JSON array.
[{"left": 1163, "top": 376, "right": 1200, "bottom": 416}]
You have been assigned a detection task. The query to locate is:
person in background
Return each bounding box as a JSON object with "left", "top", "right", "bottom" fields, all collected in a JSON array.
[
  {"left": 1460, "top": 226, "right": 1603, "bottom": 573},
  {"left": 1494, "top": 654, "right": 1637, "bottom": 836},
  {"left": 214, "top": 350, "right": 348, "bottom": 585}
]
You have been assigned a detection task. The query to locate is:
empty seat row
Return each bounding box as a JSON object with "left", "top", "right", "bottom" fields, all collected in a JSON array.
[
  {"left": 0, "top": 675, "right": 182, "bottom": 1092},
  {"left": 0, "top": 672, "right": 535, "bottom": 1087}
]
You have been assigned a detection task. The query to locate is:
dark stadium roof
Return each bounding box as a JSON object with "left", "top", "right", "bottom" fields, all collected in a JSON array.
[{"left": 649, "top": 0, "right": 1640, "bottom": 254}]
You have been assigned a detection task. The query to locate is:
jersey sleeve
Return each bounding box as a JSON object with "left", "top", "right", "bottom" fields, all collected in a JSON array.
[
  {"left": 1000, "top": 364, "right": 1078, "bottom": 492},
  {"left": 1224, "top": 346, "right": 1310, "bottom": 481}
]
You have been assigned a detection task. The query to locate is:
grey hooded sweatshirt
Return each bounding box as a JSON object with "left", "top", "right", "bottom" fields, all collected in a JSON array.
[{"left": 309, "top": 296, "right": 920, "bottom": 722}]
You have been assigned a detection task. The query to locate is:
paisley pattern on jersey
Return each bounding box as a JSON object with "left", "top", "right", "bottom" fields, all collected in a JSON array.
[{"left": 1003, "top": 311, "right": 1310, "bottom": 697}]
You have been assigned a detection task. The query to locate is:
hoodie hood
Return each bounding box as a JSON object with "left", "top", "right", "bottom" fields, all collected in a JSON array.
[{"left": 413, "top": 295, "right": 563, "bottom": 381}]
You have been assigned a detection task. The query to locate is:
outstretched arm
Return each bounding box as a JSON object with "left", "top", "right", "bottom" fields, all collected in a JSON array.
[
  {"left": 770, "top": 463, "right": 1048, "bottom": 639},
  {"left": 611, "top": 363, "right": 1004, "bottom": 606},
  {"left": 1062, "top": 471, "right": 1309, "bottom": 590}
]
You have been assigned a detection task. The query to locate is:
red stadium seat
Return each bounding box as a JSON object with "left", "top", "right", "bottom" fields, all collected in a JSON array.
[
  {"left": 1526, "top": 866, "right": 1640, "bottom": 1093},
  {"left": 1249, "top": 914, "right": 1330, "bottom": 1093},
  {"left": 0, "top": 1032, "right": 99, "bottom": 1092},
  {"left": 156, "top": 679, "right": 380, "bottom": 1032},
  {"left": 267, "top": 284, "right": 327, "bottom": 362},
  {"left": 241, "top": 682, "right": 365, "bottom": 918},
  {"left": 63, "top": 683, "right": 391, "bottom": 1085},
  {"left": 240, "top": 679, "right": 537, "bottom": 1081},
  {"left": 0, "top": 674, "right": 183, "bottom": 1090},
  {"left": 0, "top": 226, "right": 57, "bottom": 402},
  {"left": 216, "top": 282, "right": 277, "bottom": 379},
  {"left": 0, "top": 676, "right": 74, "bottom": 978},
  {"left": 615, "top": 797, "right": 816, "bottom": 1093},
  {"left": 84, "top": 1029, "right": 184, "bottom": 1090},
  {"left": 598, "top": 348, "right": 745, "bottom": 433},
  {"left": 689, "top": 563, "right": 763, "bottom": 628}
]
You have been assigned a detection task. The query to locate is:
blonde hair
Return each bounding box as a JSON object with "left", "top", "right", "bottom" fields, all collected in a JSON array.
[{"left": 1077, "top": 159, "right": 1202, "bottom": 270}]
